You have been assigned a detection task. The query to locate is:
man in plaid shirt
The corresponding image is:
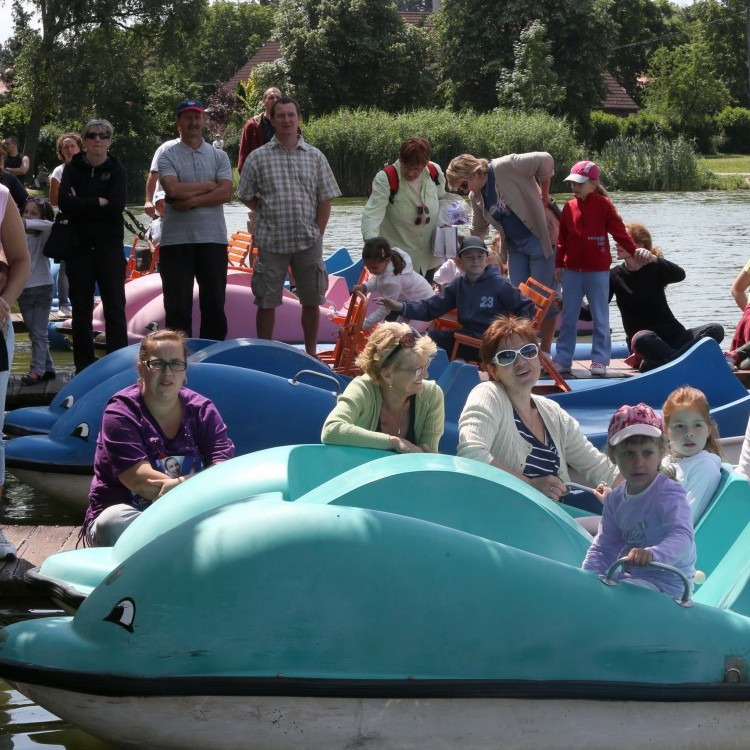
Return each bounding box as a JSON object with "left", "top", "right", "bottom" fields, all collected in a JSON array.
[{"left": 237, "top": 97, "right": 341, "bottom": 355}]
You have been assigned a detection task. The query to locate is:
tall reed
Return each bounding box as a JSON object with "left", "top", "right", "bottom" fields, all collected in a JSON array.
[
  {"left": 303, "top": 108, "right": 580, "bottom": 196},
  {"left": 597, "top": 136, "right": 713, "bottom": 191}
]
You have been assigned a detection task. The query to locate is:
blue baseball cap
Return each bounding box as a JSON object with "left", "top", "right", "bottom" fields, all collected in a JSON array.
[{"left": 176, "top": 99, "right": 205, "bottom": 115}]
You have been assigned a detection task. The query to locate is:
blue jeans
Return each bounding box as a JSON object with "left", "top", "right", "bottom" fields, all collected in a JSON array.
[
  {"left": 556, "top": 270, "right": 610, "bottom": 367},
  {"left": 507, "top": 236, "right": 557, "bottom": 320},
  {"left": 18, "top": 284, "right": 54, "bottom": 375},
  {"left": 0, "top": 322, "right": 15, "bottom": 485}
]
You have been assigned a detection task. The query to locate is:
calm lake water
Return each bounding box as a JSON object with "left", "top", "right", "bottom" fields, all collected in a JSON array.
[{"left": 1, "top": 190, "right": 750, "bottom": 748}]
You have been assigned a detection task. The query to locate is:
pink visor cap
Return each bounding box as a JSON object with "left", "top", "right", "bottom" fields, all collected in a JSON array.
[
  {"left": 607, "top": 403, "right": 663, "bottom": 446},
  {"left": 564, "top": 160, "right": 600, "bottom": 183}
]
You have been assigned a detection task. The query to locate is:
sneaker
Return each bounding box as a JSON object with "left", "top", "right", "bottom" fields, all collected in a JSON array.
[
  {"left": 724, "top": 352, "right": 738, "bottom": 371},
  {"left": 0, "top": 526, "right": 16, "bottom": 561},
  {"left": 20, "top": 372, "right": 42, "bottom": 386},
  {"left": 590, "top": 361, "right": 607, "bottom": 377},
  {"left": 550, "top": 359, "right": 572, "bottom": 375},
  {"left": 58, "top": 305, "right": 72, "bottom": 318}
]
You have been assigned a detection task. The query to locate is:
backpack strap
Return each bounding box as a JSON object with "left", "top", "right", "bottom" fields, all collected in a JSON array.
[{"left": 377, "top": 162, "right": 441, "bottom": 203}]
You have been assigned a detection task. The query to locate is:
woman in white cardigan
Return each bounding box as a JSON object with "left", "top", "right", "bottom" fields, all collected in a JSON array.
[{"left": 457, "top": 316, "right": 619, "bottom": 508}]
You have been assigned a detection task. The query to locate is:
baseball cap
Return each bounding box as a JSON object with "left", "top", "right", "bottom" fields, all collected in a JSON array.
[
  {"left": 176, "top": 99, "right": 205, "bottom": 115},
  {"left": 607, "top": 403, "right": 663, "bottom": 446},
  {"left": 564, "top": 160, "right": 600, "bottom": 183},
  {"left": 153, "top": 190, "right": 166, "bottom": 203},
  {"left": 457, "top": 236, "right": 489, "bottom": 257}
]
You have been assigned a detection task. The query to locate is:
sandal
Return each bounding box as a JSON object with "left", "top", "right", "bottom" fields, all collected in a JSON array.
[{"left": 21, "top": 372, "right": 42, "bottom": 386}]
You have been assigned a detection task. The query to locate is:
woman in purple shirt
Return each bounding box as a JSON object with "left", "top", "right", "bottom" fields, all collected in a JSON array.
[{"left": 84, "top": 329, "right": 235, "bottom": 546}]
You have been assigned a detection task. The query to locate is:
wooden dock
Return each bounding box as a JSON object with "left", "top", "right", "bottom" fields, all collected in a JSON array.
[{"left": 0, "top": 524, "right": 79, "bottom": 597}]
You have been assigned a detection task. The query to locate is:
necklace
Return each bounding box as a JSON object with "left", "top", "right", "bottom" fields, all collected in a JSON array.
[{"left": 382, "top": 398, "right": 409, "bottom": 436}]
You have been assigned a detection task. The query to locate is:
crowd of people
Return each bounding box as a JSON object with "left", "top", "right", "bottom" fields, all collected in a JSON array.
[{"left": 1, "top": 96, "right": 750, "bottom": 585}]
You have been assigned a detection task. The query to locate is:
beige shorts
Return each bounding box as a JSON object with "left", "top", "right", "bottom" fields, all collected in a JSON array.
[{"left": 251, "top": 237, "right": 328, "bottom": 308}]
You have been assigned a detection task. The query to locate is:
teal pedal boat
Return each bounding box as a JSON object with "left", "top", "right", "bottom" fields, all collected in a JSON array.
[{"left": 3, "top": 445, "right": 750, "bottom": 750}]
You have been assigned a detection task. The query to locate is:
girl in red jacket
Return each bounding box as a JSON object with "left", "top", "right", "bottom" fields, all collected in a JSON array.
[{"left": 553, "top": 161, "right": 638, "bottom": 377}]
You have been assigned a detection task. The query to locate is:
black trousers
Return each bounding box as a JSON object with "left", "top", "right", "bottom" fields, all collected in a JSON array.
[
  {"left": 633, "top": 324, "right": 724, "bottom": 372},
  {"left": 66, "top": 245, "right": 128, "bottom": 373},
  {"left": 159, "top": 243, "right": 228, "bottom": 340}
]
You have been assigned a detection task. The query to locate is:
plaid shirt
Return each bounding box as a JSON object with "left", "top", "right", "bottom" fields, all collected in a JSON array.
[{"left": 237, "top": 135, "right": 341, "bottom": 253}]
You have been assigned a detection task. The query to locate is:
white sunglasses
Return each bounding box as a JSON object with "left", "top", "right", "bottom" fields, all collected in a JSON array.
[{"left": 491, "top": 343, "right": 539, "bottom": 367}]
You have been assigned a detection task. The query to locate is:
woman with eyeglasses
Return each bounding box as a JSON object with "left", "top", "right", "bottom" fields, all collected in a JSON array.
[
  {"left": 322, "top": 322, "right": 445, "bottom": 454},
  {"left": 458, "top": 316, "right": 618, "bottom": 507},
  {"left": 446, "top": 152, "right": 559, "bottom": 354},
  {"left": 361, "top": 137, "right": 447, "bottom": 282},
  {"left": 58, "top": 118, "right": 129, "bottom": 374},
  {"left": 83, "top": 329, "right": 235, "bottom": 546}
]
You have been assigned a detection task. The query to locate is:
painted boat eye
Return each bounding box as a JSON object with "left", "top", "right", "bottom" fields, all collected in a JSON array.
[
  {"left": 104, "top": 598, "right": 136, "bottom": 632},
  {"left": 72, "top": 422, "right": 90, "bottom": 440}
]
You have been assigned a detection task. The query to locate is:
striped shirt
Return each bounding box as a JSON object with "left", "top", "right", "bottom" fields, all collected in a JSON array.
[
  {"left": 513, "top": 409, "right": 561, "bottom": 478},
  {"left": 236, "top": 135, "right": 341, "bottom": 254},
  {"left": 158, "top": 139, "right": 232, "bottom": 246}
]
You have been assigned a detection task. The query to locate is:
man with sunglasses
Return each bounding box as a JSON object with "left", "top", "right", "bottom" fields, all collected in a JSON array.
[
  {"left": 380, "top": 235, "right": 535, "bottom": 361},
  {"left": 158, "top": 99, "right": 233, "bottom": 341}
]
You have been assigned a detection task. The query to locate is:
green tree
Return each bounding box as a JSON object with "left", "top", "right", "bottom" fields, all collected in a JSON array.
[
  {"left": 644, "top": 39, "right": 730, "bottom": 133},
  {"left": 276, "top": 0, "right": 435, "bottom": 115},
  {"left": 192, "top": 1, "right": 276, "bottom": 84},
  {"left": 496, "top": 21, "right": 565, "bottom": 113},
  {"left": 435, "top": 0, "right": 610, "bottom": 118},
  {"left": 605, "top": 0, "right": 677, "bottom": 103},
  {"left": 6, "top": 0, "right": 205, "bottom": 169},
  {"left": 238, "top": 60, "right": 292, "bottom": 117},
  {"left": 685, "top": 0, "right": 749, "bottom": 107}
]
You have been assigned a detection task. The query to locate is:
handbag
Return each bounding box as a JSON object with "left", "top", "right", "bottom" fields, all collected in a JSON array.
[{"left": 43, "top": 213, "right": 77, "bottom": 262}]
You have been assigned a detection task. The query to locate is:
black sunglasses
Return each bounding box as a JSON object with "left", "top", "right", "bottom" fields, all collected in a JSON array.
[
  {"left": 85, "top": 132, "right": 111, "bottom": 140},
  {"left": 415, "top": 205, "right": 430, "bottom": 226},
  {"left": 382, "top": 328, "right": 421, "bottom": 367}
]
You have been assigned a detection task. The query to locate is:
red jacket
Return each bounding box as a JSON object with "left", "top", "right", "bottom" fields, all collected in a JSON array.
[
  {"left": 237, "top": 116, "right": 269, "bottom": 174},
  {"left": 556, "top": 192, "right": 636, "bottom": 272}
]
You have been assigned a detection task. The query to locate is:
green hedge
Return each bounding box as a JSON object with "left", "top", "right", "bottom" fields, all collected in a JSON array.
[{"left": 302, "top": 108, "right": 580, "bottom": 196}]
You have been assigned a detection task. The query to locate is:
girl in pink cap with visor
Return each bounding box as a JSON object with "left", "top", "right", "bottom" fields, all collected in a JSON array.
[{"left": 583, "top": 402, "right": 696, "bottom": 597}]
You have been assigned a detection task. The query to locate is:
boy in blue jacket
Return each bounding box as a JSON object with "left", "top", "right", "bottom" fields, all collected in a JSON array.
[{"left": 380, "top": 236, "right": 535, "bottom": 359}]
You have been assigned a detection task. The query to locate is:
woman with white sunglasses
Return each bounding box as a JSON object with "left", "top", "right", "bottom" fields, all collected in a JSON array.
[{"left": 458, "top": 316, "right": 619, "bottom": 506}]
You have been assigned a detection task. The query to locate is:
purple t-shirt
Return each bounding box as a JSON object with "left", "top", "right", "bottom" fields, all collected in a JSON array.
[
  {"left": 582, "top": 472, "right": 696, "bottom": 597},
  {"left": 85, "top": 384, "right": 235, "bottom": 527}
]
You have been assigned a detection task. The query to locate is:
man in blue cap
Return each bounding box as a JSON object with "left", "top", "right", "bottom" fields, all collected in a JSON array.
[{"left": 158, "top": 99, "right": 233, "bottom": 340}]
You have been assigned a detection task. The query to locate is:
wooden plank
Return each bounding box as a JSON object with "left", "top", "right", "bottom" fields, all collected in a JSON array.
[{"left": 0, "top": 525, "right": 79, "bottom": 596}]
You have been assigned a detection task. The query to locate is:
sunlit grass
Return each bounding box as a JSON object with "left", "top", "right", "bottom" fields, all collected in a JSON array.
[{"left": 700, "top": 155, "right": 750, "bottom": 173}]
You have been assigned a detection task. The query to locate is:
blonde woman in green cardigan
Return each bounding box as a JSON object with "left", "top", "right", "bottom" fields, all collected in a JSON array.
[{"left": 321, "top": 322, "right": 445, "bottom": 454}]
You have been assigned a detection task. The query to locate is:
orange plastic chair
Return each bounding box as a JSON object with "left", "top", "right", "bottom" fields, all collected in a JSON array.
[
  {"left": 517, "top": 278, "right": 570, "bottom": 393},
  {"left": 318, "top": 290, "right": 369, "bottom": 375},
  {"left": 227, "top": 231, "right": 257, "bottom": 272},
  {"left": 125, "top": 237, "right": 159, "bottom": 282}
]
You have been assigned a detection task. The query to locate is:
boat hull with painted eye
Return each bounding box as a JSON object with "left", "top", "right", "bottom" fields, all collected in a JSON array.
[{"left": 4, "top": 451, "right": 750, "bottom": 750}]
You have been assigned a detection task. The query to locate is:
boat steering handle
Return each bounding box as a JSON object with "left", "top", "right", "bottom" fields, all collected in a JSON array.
[
  {"left": 600, "top": 557, "right": 694, "bottom": 607},
  {"left": 289, "top": 370, "right": 342, "bottom": 394}
]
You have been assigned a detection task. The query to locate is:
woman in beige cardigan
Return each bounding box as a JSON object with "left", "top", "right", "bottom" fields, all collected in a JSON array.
[
  {"left": 446, "top": 152, "right": 558, "bottom": 353},
  {"left": 322, "top": 322, "right": 444, "bottom": 454},
  {"left": 457, "top": 316, "right": 619, "bottom": 509}
]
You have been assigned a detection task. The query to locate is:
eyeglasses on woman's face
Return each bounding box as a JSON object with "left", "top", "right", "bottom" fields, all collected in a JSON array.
[
  {"left": 490, "top": 343, "right": 539, "bottom": 367},
  {"left": 141, "top": 359, "right": 188, "bottom": 372}
]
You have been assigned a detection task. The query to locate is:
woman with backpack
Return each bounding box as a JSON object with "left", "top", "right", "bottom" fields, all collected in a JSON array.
[{"left": 361, "top": 137, "right": 447, "bottom": 283}]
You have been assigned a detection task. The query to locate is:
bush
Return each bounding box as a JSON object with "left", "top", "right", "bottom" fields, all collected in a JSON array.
[
  {"left": 597, "top": 136, "right": 711, "bottom": 191},
  {"left": 585, "top": 112, "right": 622, "bottom": 152},
  {"left": 716, "top": 107, "right": 750, "bottom": 154},
  {"left": 302, "top": 107, "right": 580, "bottom": 196}
]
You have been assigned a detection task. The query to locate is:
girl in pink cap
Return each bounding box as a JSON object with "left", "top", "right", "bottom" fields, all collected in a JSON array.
[
  {"left": 553, "top": 161, "right": 645, "bottom": 378},
  {"left": 582, "top": 402, "right": 696, "bottom": 597}
]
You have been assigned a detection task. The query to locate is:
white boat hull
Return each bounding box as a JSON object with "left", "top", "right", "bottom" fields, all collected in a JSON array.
[
  {"left": 15, "top": 683, "right": 750, "bottom": 750},
  {"left": 8, "top": 469, "right": 90, "bottom": 509}
]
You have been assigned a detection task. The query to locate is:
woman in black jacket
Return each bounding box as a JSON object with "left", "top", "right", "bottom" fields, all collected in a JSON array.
[
  {"left": 59, "top": 118, "right": 128, "bottom": 373},
  {"left": 610, "top": 222, "right": 723, "bottom": 372}
]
